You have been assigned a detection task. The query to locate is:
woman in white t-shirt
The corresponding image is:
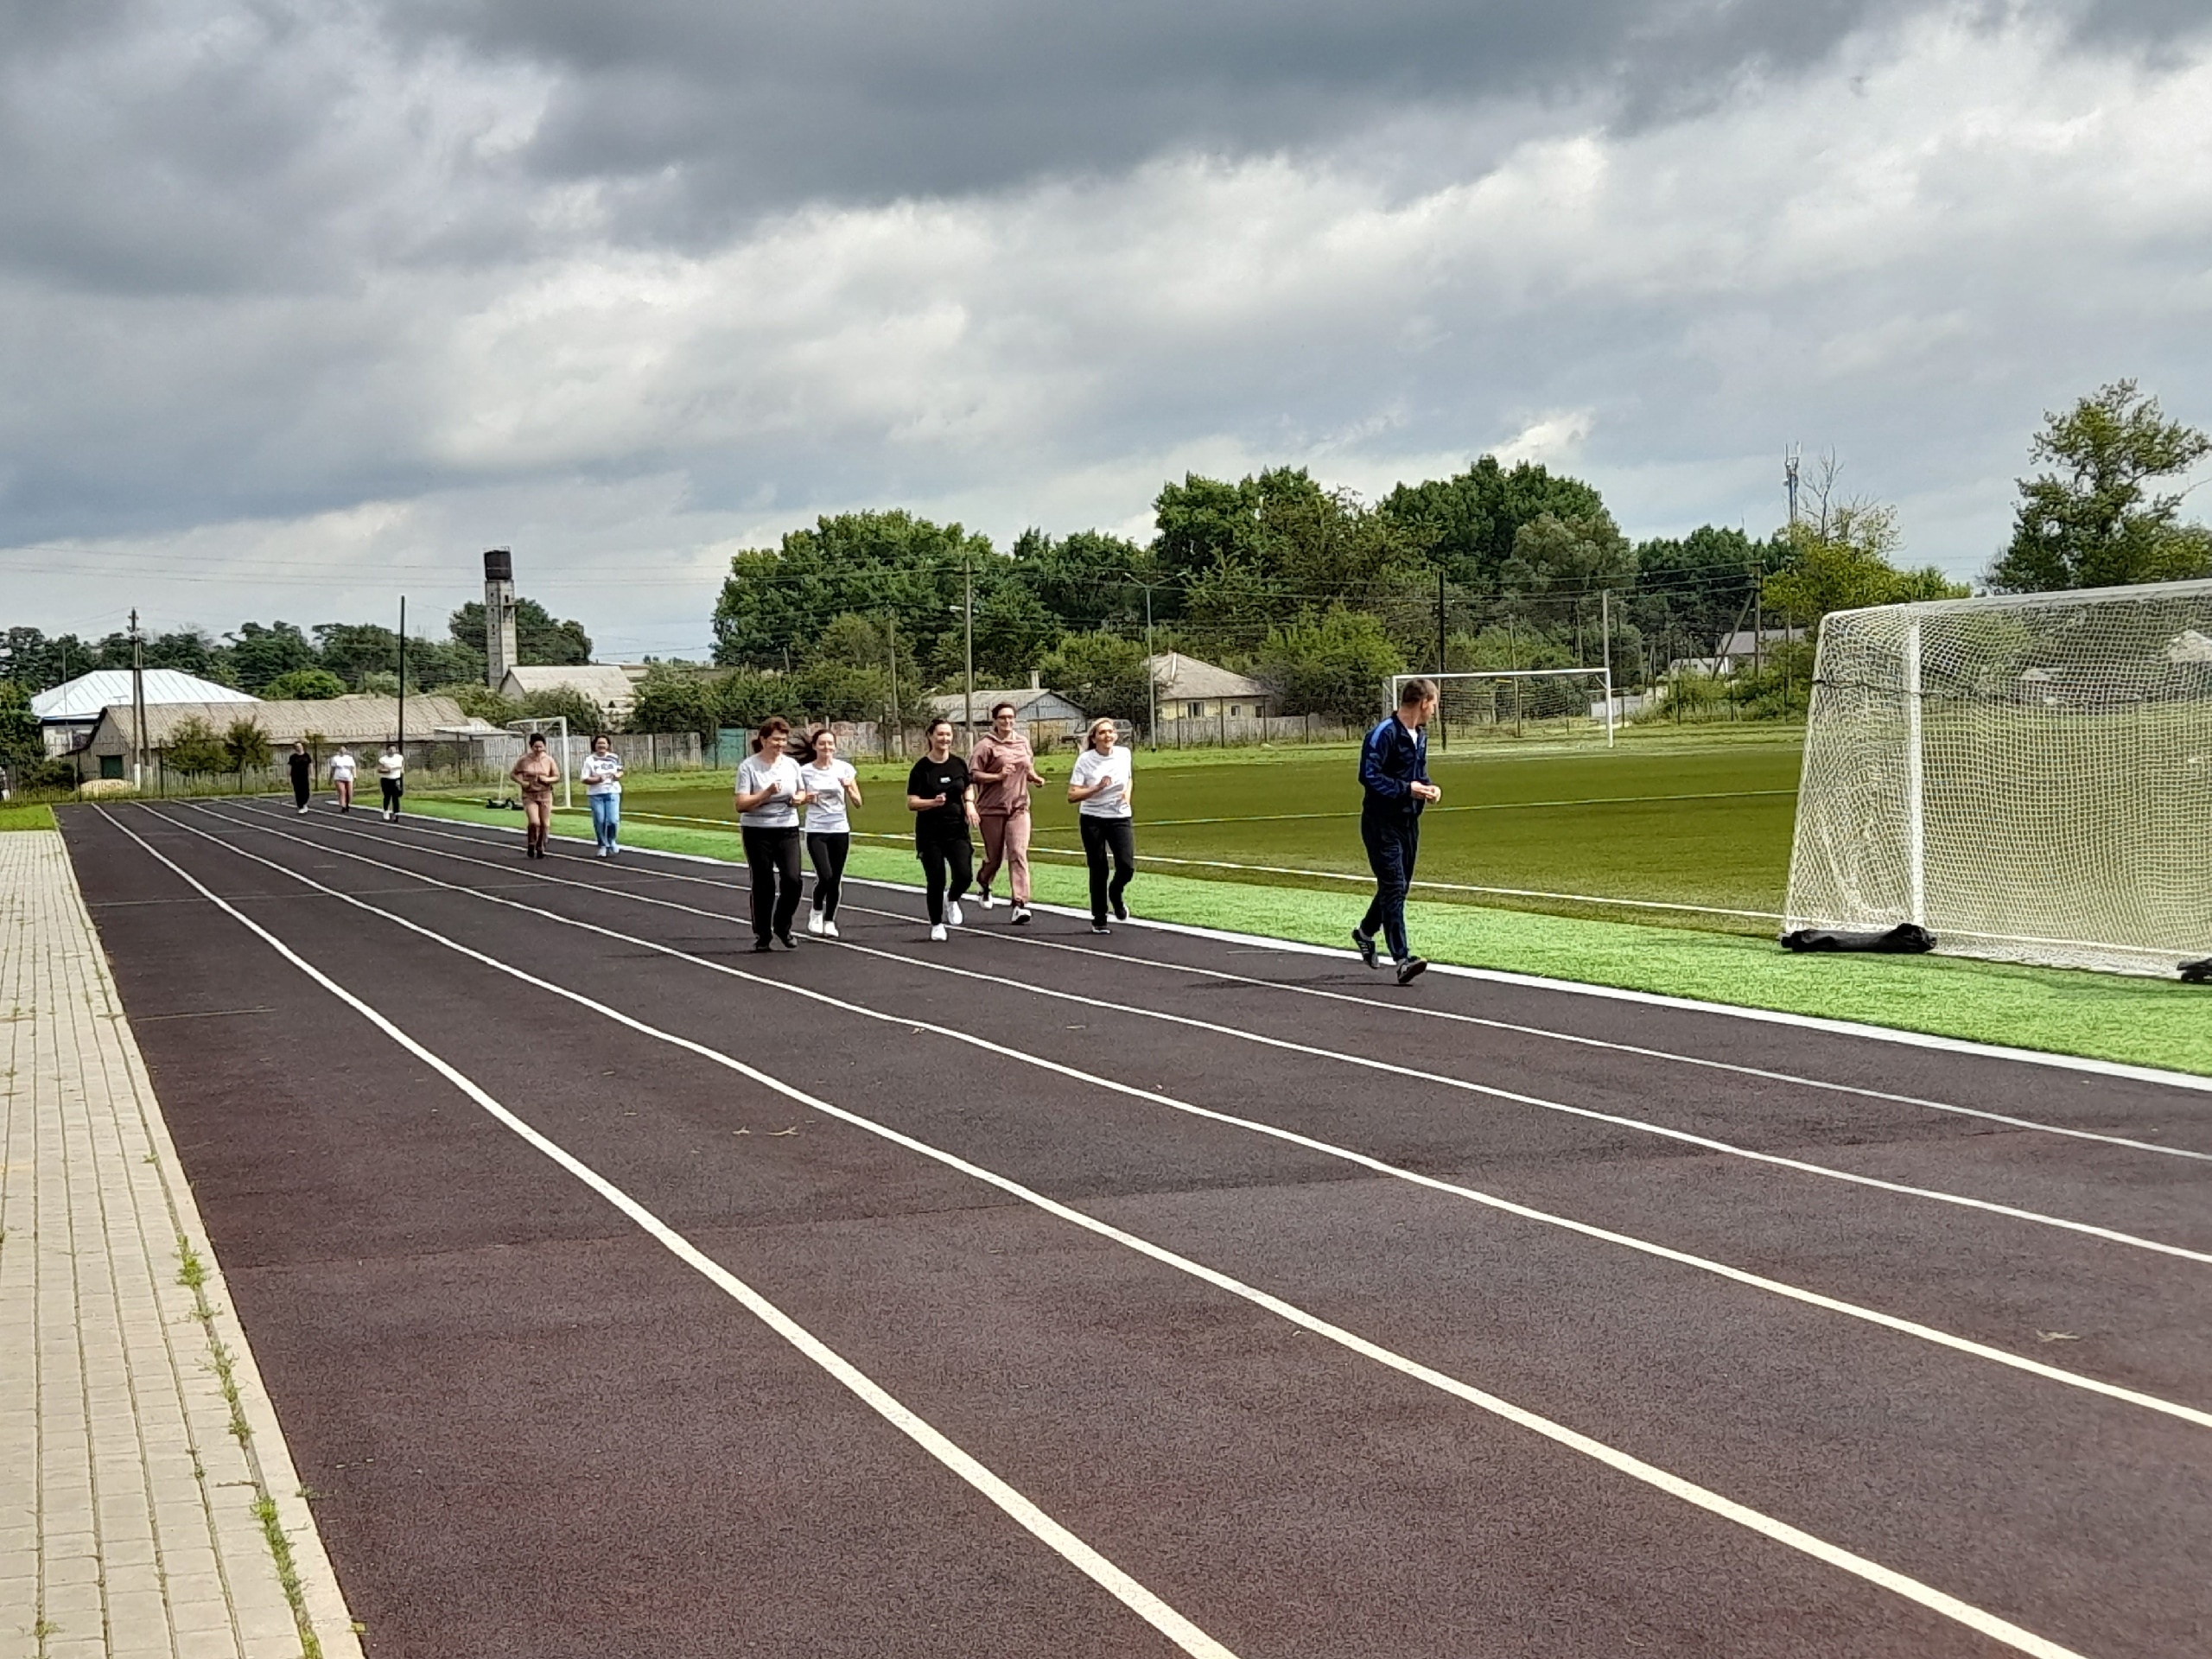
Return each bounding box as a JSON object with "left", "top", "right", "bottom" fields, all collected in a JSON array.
[
  {"left": 376, "top": 742, "right": 406, "bottom": 822},
  {"left": 1066, "top": 717, "right": 1135, "bottom": 935},
  {"left": 734, "top": 715, "right": 810, "bottom": 951},
  {"left": 582, "top": 735, "right": 625, "bottom": 857},
  {"left": 799, "top": 728, "right": 861, "bottom": 938},
  {"left": 328, "top": 748, "right": 357, "bottom": 813}
]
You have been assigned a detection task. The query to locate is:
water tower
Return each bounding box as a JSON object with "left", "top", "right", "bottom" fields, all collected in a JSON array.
[{"left": 483, "top": 549, "right": 518, "bottom": 689}]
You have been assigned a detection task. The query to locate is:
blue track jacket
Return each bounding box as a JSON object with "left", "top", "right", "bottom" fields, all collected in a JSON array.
[{"left": 1359, "top": 714, "right": 1430, "bottom": 819}]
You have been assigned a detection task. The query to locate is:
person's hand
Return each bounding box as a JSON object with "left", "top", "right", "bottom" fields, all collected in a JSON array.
[
  {"left": 965, "top": 805, "right": 981, "bottom": 826},
  {"left": 931, "top": 793, "right": 949, "bottom": 808},
  {"left": 1413, "top": 781, "right": 1441, "bottom": 803}
]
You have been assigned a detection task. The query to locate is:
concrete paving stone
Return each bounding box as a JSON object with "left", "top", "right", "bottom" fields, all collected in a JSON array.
[
  {"left": 105, "top": 1587, "right": 175, "bottom": 1643},
  {"left": 38, "top": 1576, "right": 108, "bottom": 1625},
  {"left": 42, "top": 1551, "right": 103, "bottom": 1586},
  {"left": 166, "top": 1597, "right": 238, "bottom": 1638}
]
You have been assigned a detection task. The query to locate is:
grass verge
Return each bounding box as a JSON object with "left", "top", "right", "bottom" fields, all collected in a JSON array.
[
  {"left": 0, "top": 802, "right": 56, "bottom": 830},
  {"left": 408, "top": 795, "right": 2212, "bottom": 1076}
]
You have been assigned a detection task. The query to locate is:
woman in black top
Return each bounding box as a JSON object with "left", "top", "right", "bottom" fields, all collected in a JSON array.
[
  {"left": 906, "top": 717, "right": 979, "bottom": 940},
  {"left": 287, "top": 741, "right": 314, "bottom": 814}
]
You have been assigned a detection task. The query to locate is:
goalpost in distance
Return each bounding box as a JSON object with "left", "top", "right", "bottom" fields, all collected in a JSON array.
[
  {"left": 1783, "top": 577, "right": 2212, "bottom": 977},
  {"left": 1386, "top": 668, "right": 1618, "bottom": 748}
]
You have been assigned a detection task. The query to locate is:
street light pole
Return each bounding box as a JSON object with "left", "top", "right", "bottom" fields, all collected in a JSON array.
[
  {"left": 963, "top": 558, "right": 976, "bottom": 746},
  {"left": 129, "top": 608, "right": 146, "bottom": 791}
]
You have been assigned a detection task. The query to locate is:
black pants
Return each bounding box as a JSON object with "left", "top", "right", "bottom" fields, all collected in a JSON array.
[
  {"left": 291, "top": 772, "right": 311, "bottom": 808},
  {"left": 807, "top": 831, "right": 850, "bottom": 920},
  {"left": 1079, "top": 815, "right": 1135, "bottom": 925},
  {"left": 1359, "top": 810, "right": 1420, "bottom": 962},
  {"left": 380, "top": 778, "right": 404, "bottom": 815},
  {"left": 742, "top": 825, "right": 804, "bottom": 941},
  {"left": 917, "top": 832, "right": 973, "bottom": 925}
]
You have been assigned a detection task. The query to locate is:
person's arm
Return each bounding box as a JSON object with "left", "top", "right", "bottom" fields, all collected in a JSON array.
[
  {"left": 734, "top": 762, "right": 781, "bottom": 813},
  {"left": 842, "top": 772, "right": 864, "bottom": 807},
  {"left": 1066, "top": 757, "right": 1103, "bottom": 802},
  {"left": 905, "top": 761, "right": 944, "bottom": 814},
  {"left": 967, "top": 739, "right": 1001, "bottom": 784},
  {"left": 1357, "top": 722, "right": 1410, "bottom": 799},
  {"left": 963, "top": 779, "right": 981, "bottom": 826}
]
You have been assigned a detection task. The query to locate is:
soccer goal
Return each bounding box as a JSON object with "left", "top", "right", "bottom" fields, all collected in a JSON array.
[
  {"left": 1387, "top": 668, "right": 1618, "bottom": 748},
  {"left": 1783, "top": 578, "right": 2212, "bottom": 976}
]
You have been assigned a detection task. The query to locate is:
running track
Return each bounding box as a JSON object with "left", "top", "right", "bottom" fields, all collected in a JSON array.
[{"left": 60, "top": 800, "right": 2212, "bottom": 1659}]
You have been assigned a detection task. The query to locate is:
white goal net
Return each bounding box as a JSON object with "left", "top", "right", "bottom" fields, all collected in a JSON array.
[
  {"left": 1388, "top": 669, "right": 1618, "bottom": 747},
  {"left": 1783, "top": 578, "right": 2212, "bottom": 976}
]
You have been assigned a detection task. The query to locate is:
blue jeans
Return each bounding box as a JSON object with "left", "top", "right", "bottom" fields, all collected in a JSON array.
[
  {"left": 1359, "top": 809, "right": 1420, "bottom": 962},
  {"left": 588, "top": 792, "right": 620, "bottom": 850}
]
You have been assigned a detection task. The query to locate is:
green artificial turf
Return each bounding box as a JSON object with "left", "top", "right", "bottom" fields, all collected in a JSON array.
[
  {"left": 0, "top": 803, "right": 57, "bottom": 831},
  {"left": 406, "top": 792, "right": 2212, "bottom": 1077}
]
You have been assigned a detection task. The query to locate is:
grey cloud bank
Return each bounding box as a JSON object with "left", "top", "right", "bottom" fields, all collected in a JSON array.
[{"left": 3, "top": 0, "right": 2209, "bottom": 656}]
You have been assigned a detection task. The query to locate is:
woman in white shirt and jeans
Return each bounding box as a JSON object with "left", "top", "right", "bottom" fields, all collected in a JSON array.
[
  {"left": 734, "top": 715, "right": 810, "bottom": 951},
  {"left": 799, "top": 728, "right": 861, "bottom": 937},
  {"left": 582, "top": 735, "right": 624, "bottom": 857},
  {"left": 1066, "top": 717, "right": 1135, "bottom": 935}
]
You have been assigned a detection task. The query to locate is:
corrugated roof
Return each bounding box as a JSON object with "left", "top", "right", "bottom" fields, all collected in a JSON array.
[
  {"left": 498, "top": 665, "right": 637, "bottom": 703},
  {"left": 87, "top": 697, "right": 468, "bottom": 749},
  {"left": 921, "top": 687, "right": 1085, "bottom": 719},
  {"left": 32, "top": 670, "right": 257, "bottom": 721},
  {"left": 1144, "top": 652, "right": 1270, "bottom": 700}
]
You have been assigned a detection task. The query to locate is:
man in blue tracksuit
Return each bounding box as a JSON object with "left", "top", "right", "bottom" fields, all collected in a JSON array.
[{"left": 1354, "top": 677, "right": 1440, "bottom": 985}]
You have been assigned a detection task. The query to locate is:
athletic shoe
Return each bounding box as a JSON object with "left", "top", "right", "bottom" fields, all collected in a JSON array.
[
  {"left": 947, "top": 900, "right": 964, "bottom": 927},
  {"left": 1010, "top": 905, "right": 1032, "bottom": 925},
  {"left": 978, "top": 887, "right": 995, "bottom": 909},
  {"left": 752, "top": 939, "right": 774, "bottom": 953},
  {"left": 930, "top": 924, "right": 948, "bottom": 942},
  {"left": 807, "top": 912, "right": 824, "bottom": 935},
  {"left": 822, "top": 919, "right": 840, "bottom": 939},
  {"left": 1090, "top": 923, "right": 1112, "bottom": 935},
  {"left": 776, "top": 931, "right": 800, "bottom": 950},
  {"left": 1111, "top": 893, "right": 1128, "bottom": 922},
  {"left": 1351, "top": 927, "right": 1379, "bottom": 969},
  {"left": 1395, "top": 957, "right": 1429, "bottom": 986}
]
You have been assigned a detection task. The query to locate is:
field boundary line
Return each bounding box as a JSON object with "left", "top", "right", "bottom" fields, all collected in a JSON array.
[
  {"left": 187, "top": 800, "right": 2212, "bottom": 1425},
  {"left": 392, "top": 802, "right": 2212, "bottom": 1096},
  {"left": 96, "top": 807, "right": 1243, "bottom": 1659},
  {"left": 114, "top": 807, "right": 2090, "bottom": 1659}
]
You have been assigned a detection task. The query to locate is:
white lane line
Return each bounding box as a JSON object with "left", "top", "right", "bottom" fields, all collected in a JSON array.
[
  {"left": 124, "top": 810, "right": 2091, "bottom": 1659},
  {"left": 185, "top": 803, "right": 2212, "bottom": 1431},
  {"left": 366, "top": 803, "right": 2212, "bottom": 1100},
  {"left": 97, "top": 807, "right": 1240, "bottom": 1659},
  {"left": 206, "top": 802, "right": 2212, "bottom": 1267}
]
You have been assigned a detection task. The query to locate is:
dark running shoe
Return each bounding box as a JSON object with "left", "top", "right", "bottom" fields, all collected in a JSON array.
[
  {"left": 752, "top": 938, "right": 774, "bottom": 954},
  {"left": 1090, "top": 923, "right": 1112, "bottom": 935},
  {"left": 1352, "top": 927, "right": 1379, "bottom": 969},
  {"left": 1111, "top": 893, "right": 1128, "bottom": 922},
  {"left": 776, "top": 932, "right": 800, "bottom": 950},
  {"left": 1395, "top": 957, "right": 1428, "bottom": 986}
]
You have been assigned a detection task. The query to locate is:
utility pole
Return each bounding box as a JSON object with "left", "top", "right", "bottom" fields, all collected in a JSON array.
[
  {"left": 886, "top": 613, "right": 901, "bottom": 759},
  {"left": 1435, "top": 569, "right": 1448, "bottom": 753},
  {"left": 397, "top": 595, "right": 408, "bottom": 753},
  {"left": 129, "top": 608, "right": 146, "bottom": 791},
  {"left": 1752, "top": 562, "right": 1764, "bottom": 678},
  {"left": 1785, "top": 445, "right": 1802, "bottom": 527},
  {"left": 1133, "top": 579, "right": 1160, "bottom": 748},
  {"left": 1600, "top": 589, "right": 1616, "bottom": 749},
  {"left": 963, "top": 557, "right": 976, "bottom": 746}
]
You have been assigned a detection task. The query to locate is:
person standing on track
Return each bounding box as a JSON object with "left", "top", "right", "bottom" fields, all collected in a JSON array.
[
  {"left": 511, "top": 733, "right": 560, "bottom": 858},
  {"left": 377, "top": 741, "right": 406, "bottom": 823},
  {"left": 735, "top": 715, "right": 810, "bottom": 952},
  {"left": 328, "top": 746, "right": 357, "bottom": 812},
  {"left": 969, "top": 701, "right": 1044, "bottom": 925},
  {"left": 800, "top": 728, "right": 861, "bottom": 938},
  {"left": 1353, "top": 677, "right": 1440, "bottom": 986},
  {"left": 1066, "top": 717, "right": 1135, "bottom": 936},
  {"left": 287, "top": 741, "right": 314, "bottom": 813},
  {"left": 582, "top": 734, "right": 625, "bottom": 858},
  {"left": 906, "top": 717, "right": 977, "bottom": 943}
]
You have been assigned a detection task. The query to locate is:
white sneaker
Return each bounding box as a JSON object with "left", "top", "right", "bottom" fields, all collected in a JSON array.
[
  {"left": 806, "top": 912, "right": 824, "bottom": 935},
  {"left": 823, "top": 919, "right": 840, "bottom": 938},
  {"left": 978, "top": 887, "right": 995, "bottom": 909},
  {"left": 1010, "top": 905, "right": 1032, "bottom": 925},
  {"left": 947, "top": 900, "right": 964, "bottom": 927},
  {"left": 930, "top": 924, "right": 948, "bottom": 942}
]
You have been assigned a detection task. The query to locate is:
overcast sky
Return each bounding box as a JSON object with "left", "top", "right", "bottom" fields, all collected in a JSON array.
[{"left": 4, "top": 0, "right": 2209, "bottom": 658}]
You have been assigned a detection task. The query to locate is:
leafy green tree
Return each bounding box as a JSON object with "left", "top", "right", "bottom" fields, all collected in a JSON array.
[
  {"left": 1038, "top": 632, "right": 1154, "bottom": 728},
  {"left": 787, "top": 661, "right": 891, "bottom": 722},
  {"left": 448, "top": 597, "right": 593, "bottom": 666},
  {"left": 227, "top": 622, "right": 320, "bottom": 690},
  {"left": 1764, "top": 505, "right": 1965, "bottom": 625},
  {"left": 0, "top": 680, "right": 41, "bottom": 773},
  {"left": 1252, "top": 608, "right": 1406, "bottom": 721},
  {"left": 314, "top": 624, "right": 401, "bottom": 689},
  {"left": 1382, "top": 457, "right": 1611, "bottom": 589},
  {"left": 1987, "top": 381, "right": 2212, "bottom": 592},
  {"left": 357, "top": 670, "right": 401, "bottom": 696},
  {"left": 959, "top": 583, "right": 1063, "bottom": 683},
  {"left": 163, "top": 717, "right": 229, "bottom": 780},
  {"left": 432, "top": 683, "right": 521, "bottom": 725},
  {"left": 261, "top": 667, "right": 346, "bottom": 700},
  {"left": 1009, "top": 529, "right": 1153, "bottom": 632},
  {"left": 221, "top": 717, "right": 272, "bottom": 791},
  {"left": 517, "top": 688, "right": 611, "bottom": 735},
  {"left": 1, "top": 627, "right": 94, "bottom": 690},
  {"left": 626, "top": 669, "right": 719, "bottom": 738}
]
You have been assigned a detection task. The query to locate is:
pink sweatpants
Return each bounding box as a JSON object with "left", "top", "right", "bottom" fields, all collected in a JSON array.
[{"left": 976, "top": 810, "right": 1032, "bottom": 904}]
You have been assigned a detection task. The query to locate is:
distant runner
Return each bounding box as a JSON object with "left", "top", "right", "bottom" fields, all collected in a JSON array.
[
  {"left": 328, "top": 747, "right": 357, "bottom": 813},
  {"left": 735, "top": 716, "right": 810, "bottom": 951},
  {"left": 582, "top": 734, "right": 624, "bottom": 857},
  {"left": 800, "top": 728, "right": 861, "bottom": 938},
  {"left": 906, "top": 718, "right": 976, "bottom": 943},
  {"left": 377, "top": 741, "right": 406, "bottom": 823},
  {"left": 287, "top": 741, "right": 313, "bottom": 813},
  {"left": 511, "top": 734, "right": 559, "bottom": 858},
  {"left": 1353, "top": 677, "right": 1440, "bottom": 986},
  {"left": 1067, "top": 717, "right": 1135, "bottom": 936},
  {"left": 970, "top": 701, "right": 1044, "bottom": 925}
]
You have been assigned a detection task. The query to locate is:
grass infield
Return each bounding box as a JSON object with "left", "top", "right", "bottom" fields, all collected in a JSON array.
[
  {"left": 405, "top": 793, "right": 2212, "bottom": 1078},
  {"left": 0, "top": 802, "right": 58, "bottom": 831}
]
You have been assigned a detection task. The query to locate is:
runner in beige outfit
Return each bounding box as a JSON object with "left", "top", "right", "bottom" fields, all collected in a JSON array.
[{"left": 969, "top": 701, "right": 1046, "bottom": 925}]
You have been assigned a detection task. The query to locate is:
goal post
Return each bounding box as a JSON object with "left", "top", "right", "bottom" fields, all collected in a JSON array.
[
  {"left": 1386, "top": 668, "right": 1618, "bottom": 747},
  {"left": 1783, "top": 577, "right": 2212, "bottom": 976},
  {"left": 502, "top": 715, "right": 574, "bottom": 810}
]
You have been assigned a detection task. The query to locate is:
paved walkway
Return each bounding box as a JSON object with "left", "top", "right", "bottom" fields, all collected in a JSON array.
[{"left": 0, "top": 830, "right": 359, "bottom": 1659}]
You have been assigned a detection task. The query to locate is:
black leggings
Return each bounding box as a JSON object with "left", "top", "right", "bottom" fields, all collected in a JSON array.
[
  {"left": 917, "top": 833, "right": 973, "bottom": 925},
  {"left": 1079, "top": 816, "right": 1135, "bottom": 924},
  {"left": 807, "top": 831, "right": 850, "bottom": 920},
  {"left": 291, "top": 772, "right": 311, "bottom": 808},
  {"left": 742, "top": 825, "right": 804, "bottom": 941},
  {"left": 380, "top": 778, "right": 403, "bottom": 814}
]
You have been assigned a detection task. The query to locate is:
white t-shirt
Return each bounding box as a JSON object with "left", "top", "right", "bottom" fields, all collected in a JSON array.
[
  {"left": 1071, "top": 746, "right": 1132, "bottom": 817},
  {"left": 377, "top": 751, "right": 404, "bottom": 780},
  {"left": 328, "top": 753, "right": 356, "bottom": 782},
  {"left": 736, "top": 752, "right": 803, "bottom": 828},
  {"left": 800, "top": 759, "right": 856, "bottom": 834},
  {"left": 582, "top": 753, "right": 624, "bottom": 796}
]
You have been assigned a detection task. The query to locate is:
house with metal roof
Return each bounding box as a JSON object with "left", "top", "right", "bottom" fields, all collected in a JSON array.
[
  {"left": 75, "top": 696, "right": 471, "bottom": 782},
  {"left": 1144, "top": 652, "right": 1277, "bottom": 723},
  {"left": 32, "top": 670, "right": 257, "bottom": 758},
  {"left": 495, "top": 665, "right": 639, "bottom": 726},
  {"left": 921, "top": 683, "right": 1087, "bottom": 739}
]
